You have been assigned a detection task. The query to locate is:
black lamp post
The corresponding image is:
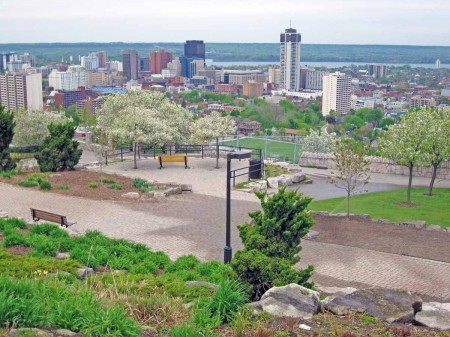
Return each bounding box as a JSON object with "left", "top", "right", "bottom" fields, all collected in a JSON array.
[{"left": 224, "top": 151, "right": 252, "bottom": 263}]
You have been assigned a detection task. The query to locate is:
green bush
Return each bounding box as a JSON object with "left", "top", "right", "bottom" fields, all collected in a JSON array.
[
  {"left": 0, "top": 169, "right": 20, "bottom": 178},
  {"left": 131, "top": 177, "right": 155, "bottom": 192},
  {"left": 35, "top": 122, "right": 82, "bottom": 172},
  {"left": 88, "top": 182, "right": 99, "bottom": 188},
  {"left": 100, "top": 178, "right": 115, "bottom": 184},
  {"left": 0, "top": 107, "right": 16, "bottom": 171},
  {"left": 168, "top": 323, "right": 218, "bottom": 337},
  {"left": 166, "top": 255, "right": 200, "bottom": 273},
  {"left": 0, "top": 250, "right": 79, "bottom": 277},
  {"left": 19, "top": 180, "right": 38, "bottom": 188},
  {"left": 0, "top": 218, "right": 27, "bottom": 231},
  {"left": 0, "top": 276, "right": 140, "bottom": 336},
  {"left": 109, "top": 183, "right": 122, "bottom": 190},
  {"left": 57, "top": 185, "right": 70, "bottom": 190},
  {"left": 39, "top": 181, "right": 52, "bottom": 190},
  {"left": 231, "top": 188, "right": 314, "bottom": 300},
  {"left": 207, "top": 279, "right": 247, "bottom": 323}
]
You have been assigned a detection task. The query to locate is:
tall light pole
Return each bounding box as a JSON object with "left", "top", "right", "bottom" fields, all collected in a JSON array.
[{"left": 224, "top": 151, "right": 252, "bottom": 263}]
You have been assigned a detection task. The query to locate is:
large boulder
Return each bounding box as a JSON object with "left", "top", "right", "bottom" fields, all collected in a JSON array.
[
  {"left": 278, "top": 175, "right": 294, "bottom": 187},
  {"left": 323, "top": 288, "right": 422, "bottom": 323},
  {"left": 415, "top": 302, "right": 450, "bottom": 330},
  {"left": 267, "top": 177, "right": 279, "bottom": 189},
  {"left": 248, "top": 284, "right": 321, "bottom": 320}
]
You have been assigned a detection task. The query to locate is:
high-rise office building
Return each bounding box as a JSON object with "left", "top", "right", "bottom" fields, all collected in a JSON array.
[
  {"left": 139, "top": 58, "right": 149, "bottom": 72},
  {"left": 322, "top": 72, "right": 352, "bottom": 116},
  {"left": 280, "top": 28, "right": 301, "bottom": 92},
  {"left": 19, "top": 53, "right": 35, "bottom": 67},
  {"left": 184, "top": 40, "right": 205, "bottom": 60},
  {"left": 0, "top": 72, "right": 43, "bottom": 111},
  {"left": 167, "top": 57, "right": 182, "bottom": 76},
  {"left": 368, "top": 64, "right": 387, "bottom": 80},
  {"left": 122, "top": 50, "right": 139, "bottom": 81},
  {"left": 189, "top": 59, "right": 205, "bottom": 78},
  {"left": 97, "top": 51, "right": 108, "bottom": 69},
  {"left": 150, "top": 49, "right": 172, "bottom": 74}
]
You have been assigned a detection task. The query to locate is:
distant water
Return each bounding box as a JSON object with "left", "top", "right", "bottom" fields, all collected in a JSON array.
[{"left": 206, "top": 60, "right": 450, "bottom": 69}]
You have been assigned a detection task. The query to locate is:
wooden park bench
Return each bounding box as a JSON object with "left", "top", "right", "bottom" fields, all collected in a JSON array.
[
  {"left": 158, "top": 155, "right": 188, "bottom": 169},
  {"left": 30, "top": 208, "right": 76, "bottom": 228}
]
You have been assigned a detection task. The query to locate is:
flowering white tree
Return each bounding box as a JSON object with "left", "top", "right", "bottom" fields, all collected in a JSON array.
[
  {"left": 302, "top": 129, "right": 335, "bottom": 153},
  {"left": 420, "top": 108, "right": 450, "bottom": 196},
  {"left": 97, "top": 91, "right": 192, "bottom": 169},
  {"left": 13, "top": 109, "right": 71, "bottom": 147},
  {"left": 379, "top": 109, "right": 429, "bottom": 204},
  {"left": 190, "top": 111, "right": 236, "bottom": 168}
]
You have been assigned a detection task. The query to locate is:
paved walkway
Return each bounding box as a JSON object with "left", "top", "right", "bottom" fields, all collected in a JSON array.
[{"left": 2, "top": 151, "right": 450, "bottom": 301}]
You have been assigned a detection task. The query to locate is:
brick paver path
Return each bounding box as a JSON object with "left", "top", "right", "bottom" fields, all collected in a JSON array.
[{"left": 2, "top": 153, "right": 450, "bottom": 301}]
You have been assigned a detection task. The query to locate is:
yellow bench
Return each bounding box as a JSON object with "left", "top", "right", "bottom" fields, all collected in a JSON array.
[{"left": 158, "top": 155, "right": 188, "bottom": 169}]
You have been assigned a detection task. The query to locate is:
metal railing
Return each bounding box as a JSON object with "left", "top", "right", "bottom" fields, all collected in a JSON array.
[
  {"left": 102, "top": 143, "right": 263, "bottom": 165},
  {"left": 230, "top": 160, "right": 264, "bottom": 187}
]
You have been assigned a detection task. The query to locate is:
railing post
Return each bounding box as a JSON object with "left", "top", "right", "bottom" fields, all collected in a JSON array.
[
  {"left": 105, "top": 151, "right": 108, "bottom": 165},
  {"left": 202, "top": 145, "right": 204, "bottom": 159},
  {"left": 153, "top": 146, "right": 156, "bottom": 159},
  {"left": 121, "top": 148, "right": 123, "bottom": 162},
  {"left": 293, "top": 141, "right": 297, "bottom": 164}
]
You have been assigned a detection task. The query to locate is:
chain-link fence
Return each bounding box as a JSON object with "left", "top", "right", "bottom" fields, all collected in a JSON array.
[{"left": 219, "top": 134, "right": 329, "bottom": 165}]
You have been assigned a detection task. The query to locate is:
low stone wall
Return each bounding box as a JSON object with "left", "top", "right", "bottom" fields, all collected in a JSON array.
[{"left": 299, "top": 152, "right": 450, "bottom": 180}]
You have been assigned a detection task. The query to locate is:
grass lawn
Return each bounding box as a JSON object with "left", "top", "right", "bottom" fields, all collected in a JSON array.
[
  {"left": 222, "top": 138, "right": 300, "bottom": 162},
  {"left": 308, "top": 188, "right": 450, "bottom": 228}
]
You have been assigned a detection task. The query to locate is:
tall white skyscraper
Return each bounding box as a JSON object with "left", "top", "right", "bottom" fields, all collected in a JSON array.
[
  {"left": 436, "top": 59, "right": 441, "bottom": 69},
  {"left": 322, "top": 72, "right": 352, "bottom": 116},
  {"left": 280, "top": 27, "right": 301, "bottom": 92}
]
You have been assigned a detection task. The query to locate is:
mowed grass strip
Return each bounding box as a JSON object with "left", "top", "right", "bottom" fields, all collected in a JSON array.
[
  {"left": 222, "top": 138, "right": 300, "bottom": 161},
  {"left": 308, "top": 188, "right": 450, "bottom": 228}
]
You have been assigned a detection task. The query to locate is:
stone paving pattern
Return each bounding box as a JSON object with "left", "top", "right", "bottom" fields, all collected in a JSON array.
[{"left": 1, "top": 154, "right": 450, "bottom": 301}]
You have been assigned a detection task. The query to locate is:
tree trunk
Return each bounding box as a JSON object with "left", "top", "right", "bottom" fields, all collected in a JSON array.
[
  {"left": 215, "top": 137, "right": 219, "bottom": 169},
  {"left": 347, "top": 190, "right": 350, "bottom": 220},
  {"left": 427, "top": 163, "right": 438, "bottom": 196},
  {"left": 407, "top": 163, "right": 413, "bottom": 204},
  {"left": 133, "top": 142, "right": 137, "bottom": 169}
]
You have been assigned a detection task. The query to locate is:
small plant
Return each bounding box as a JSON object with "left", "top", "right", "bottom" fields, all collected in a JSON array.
[
  {"left": 57, "top": 185, "right": 70, "bottom": 190},
  {"left": 109, "top": 183, "right": 122, "bottom": 190},
  {"left": 0, "top": 169, "right": 20, "bottom": 178},
  {"left": 88, "top": 182, "right": 99, "bottom": 188},
  {"left": 19, "top": 180, "right": 38, "bottom": 188},
  {"left": 131, "top": 178, "right": 155, "bottom": 192},
  {"left": 39, "top": 181, "right": 52, "bottom": 191},
  {"left": 360, "top": 313, "right": 377, "bottom": 325},
  {"left": 100, "top": 178, "right": 115, "bottom": 184},
  {"left": 264, "top": 164, "right": 289, "bottom": 179},
  {"left": 207, "top": 279, "right": 247, "bottom": 323}
]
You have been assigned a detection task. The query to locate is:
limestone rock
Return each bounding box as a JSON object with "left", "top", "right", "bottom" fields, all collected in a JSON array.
[
  {"left": 305, "top": 230, "right": 319, "bottom": 240},
  {"left": 0, "top": 211, "right": 8, "bottom": 219},
  {"left": 55, "top": 252, "right": 70, "bottom": 260},
  {"left": 164, "top": 186, "right": 182, "bottom": 197},
  {"left": 278, "top": 175, "right": 293, "bottom": 187},
  {"left": 316, "top": 285, "right": 358, "bottom": 296},
  {"left": 76, "top": 267, "right": 94, "bottom": 278},
  {"left": 185, "top": 280, "right": 218, "bottom": 290},
  {"left": 425, "top": 225, "right": 442, "bottom": 231},
  {"left": 267, "top": 177, "right": 279, "bottom": 189},
  {"left": 248, "top": 284, "right": 321, "bottom": 320},
  {"left": 153, "top": 191, "right": 167, "bottom": 202},
  {"left": 53, "top": 329, "right": 82, "bottom": 337},
  {"left": 291, "top": 174, "right": 305, "bottom": 183},
  {"left": 415, "top": 302, "right": 450, "bottom": 330},
  {"left": 324, "top": 288, "right": 422, "bottom": 323},
  {"left": 10, "top": 328, "right": 51, "bottom": 336},
  {"left": 122, "top": 192, "right": 140, "bottom": 199}
]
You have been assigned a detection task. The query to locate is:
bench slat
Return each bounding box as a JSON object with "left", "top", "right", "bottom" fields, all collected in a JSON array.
[
  {"left": 158, "top": 155, "right": 188, "bottom": 169},
  {"left": 30, "top": 208, "right": 74, "bottom": 228}
]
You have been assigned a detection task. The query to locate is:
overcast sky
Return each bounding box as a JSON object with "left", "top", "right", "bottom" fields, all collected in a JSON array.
[{"left": 1, "top": 0, "right": 449, "bottom": 45}]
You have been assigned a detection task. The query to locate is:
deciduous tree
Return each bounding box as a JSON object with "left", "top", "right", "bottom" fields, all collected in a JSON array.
[
  {"left": 190, "top": 111, "right": 236, "bottom": 168},
  {"left": 421, "top": 108, "right": 450, "bottom": 196},
  {"left": 97, "top": 91, "right": 192, "bottom": 169},
  {"left": 13, "top": 109, "right": 70, "bottom": 147},
  {"left": 379, "top": 109, "right": 428, "bottom": 204},
  {"left": 0, "top": 105, "right": 16, "bottom": 171},
  {"left": 328, "top": 138, "right": 370, "bottom": 219}
]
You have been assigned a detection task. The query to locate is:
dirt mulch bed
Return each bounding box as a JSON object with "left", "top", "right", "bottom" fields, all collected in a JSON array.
[
  {"left": 311, "top": 214, "right": 450, "bottom": 263},
  {"left": 0, "top": 169, "right": 169, "bottom": 203},
  {"left": 6, "top": 245, "right": 33, "bottom": 256}
]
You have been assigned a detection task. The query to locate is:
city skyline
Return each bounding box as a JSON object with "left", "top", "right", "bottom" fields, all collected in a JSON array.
[{"left": 1, "top": 0, "right": 450, "bottom": 46}]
